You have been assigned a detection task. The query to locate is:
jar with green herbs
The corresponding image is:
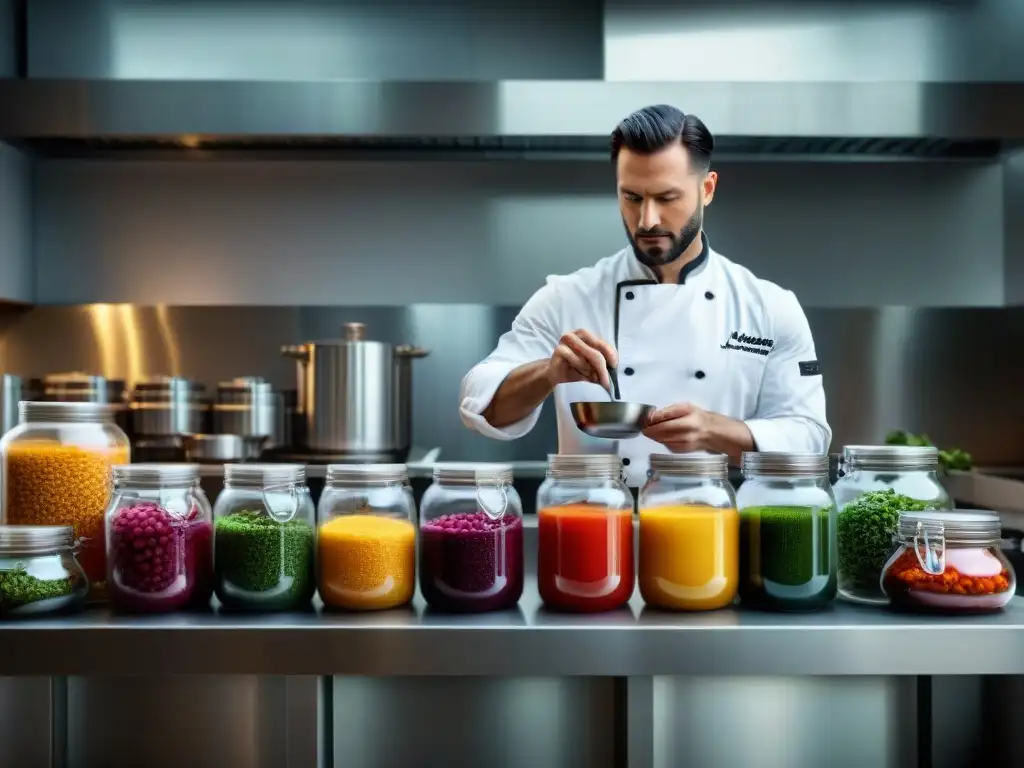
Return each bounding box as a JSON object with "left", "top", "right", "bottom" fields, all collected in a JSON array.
[
  {"left": 736, "top": 452, "right": 837, "bottom": 611},
  {"left": 834, "top": 445, "right": 951, "bottom": 605},
  {"left": 0, "top": 525, "right": 88, "bottom": 618},
  {"left": 213, "top": 464, "right": 316, "bottom": 612}
]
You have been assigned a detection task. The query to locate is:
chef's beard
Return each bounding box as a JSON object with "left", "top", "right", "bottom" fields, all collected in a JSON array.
[{"left": 626, "top": 204, "right": 703, "bottom": 269}]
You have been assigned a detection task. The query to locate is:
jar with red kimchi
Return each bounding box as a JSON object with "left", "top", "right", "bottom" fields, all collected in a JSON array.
[{"left": 881, "top": 509, "right": 1015, "bottom": 613}]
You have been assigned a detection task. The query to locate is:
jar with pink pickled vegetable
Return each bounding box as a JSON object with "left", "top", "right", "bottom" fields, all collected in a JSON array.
[{"left": 105, "top": 464, "right": 214, "bottom": 613}]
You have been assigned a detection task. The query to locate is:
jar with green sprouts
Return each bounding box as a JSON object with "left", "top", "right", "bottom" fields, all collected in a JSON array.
[
  {"left": 213, "top": 464, "right": 316, "bottom": 611},
  {"left": 834, "top": 445, "right": 951, "bottom": 605}
]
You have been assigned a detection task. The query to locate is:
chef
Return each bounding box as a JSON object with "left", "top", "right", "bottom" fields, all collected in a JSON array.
[{"left": 459, "top": 104, "right": 831, "bottom": 486}]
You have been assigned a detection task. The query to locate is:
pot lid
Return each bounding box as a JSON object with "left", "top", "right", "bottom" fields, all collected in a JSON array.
[{"left": 296, "top": 323, "right": 428, "bottom": 357}]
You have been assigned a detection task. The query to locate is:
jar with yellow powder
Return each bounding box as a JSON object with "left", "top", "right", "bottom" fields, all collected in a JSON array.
[
  {"left": 316, "top": 464, "right": 416, "bottom": 611},
  {"left": 638, "top": 453, "right": 738, "bottom": 611},
  {"left": 1, "top": 402, "right": 131, "bottom": 600}
]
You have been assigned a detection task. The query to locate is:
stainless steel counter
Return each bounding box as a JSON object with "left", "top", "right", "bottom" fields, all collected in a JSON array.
[{"left": 2, "top": 591, "right": 1022, "bottom": 677}]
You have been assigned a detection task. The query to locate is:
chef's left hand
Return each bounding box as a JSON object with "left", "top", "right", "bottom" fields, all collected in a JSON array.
[{"left": 642, "top": 402, "right": 711, "bottom": 453}]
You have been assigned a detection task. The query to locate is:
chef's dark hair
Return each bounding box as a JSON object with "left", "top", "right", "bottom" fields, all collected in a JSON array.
[{"left": 610, "top": 105, "right": 714, "bottom": 172}]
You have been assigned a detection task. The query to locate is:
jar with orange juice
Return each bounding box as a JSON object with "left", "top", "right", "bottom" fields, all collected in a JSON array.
[
  {"left": 1, "top": 401, "right": 131, "bottom": 601},
  {"left": 537, "top": 454, "right": 633, "bottom": 612},
  {"left": 637, "top": 453, "right": 738, "bottom": 611}
]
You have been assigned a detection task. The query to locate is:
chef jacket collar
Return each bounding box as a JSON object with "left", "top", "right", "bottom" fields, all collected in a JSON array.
[{"left": 629, "top": 232, "right": 711, "bottom": 285}]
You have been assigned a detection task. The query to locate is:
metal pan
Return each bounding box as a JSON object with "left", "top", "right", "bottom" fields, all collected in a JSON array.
[{"left": 570, "top": 401, "right": 654, "bottom": 440}]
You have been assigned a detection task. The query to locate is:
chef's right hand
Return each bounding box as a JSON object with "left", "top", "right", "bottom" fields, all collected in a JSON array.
[{"left": 547, "top": 330, "right": 618, "bottom": 391}]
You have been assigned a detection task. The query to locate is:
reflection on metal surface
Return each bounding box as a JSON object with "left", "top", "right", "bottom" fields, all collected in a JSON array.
[
  {"left": 1, "top": 81, "right": 1024, "bottom": 151},
  {"left": 1005, "top": 150, "right": 1024, "bottom": 304},
  {"left": 66, "top": 675, "right": 320, "bottom": 768},
  {"left": 2, "top": 305, "right": 1024, "bottom": 465},
  {"left": 332, "top": 676, "right": 616, "bottom": 767},
  {"left": 26, "top": 0, "right": 603, "bottom": 81},
  {"left": 603, "top": 0, "right": 1024, "bottom": 83},
  {"left": 652, "top": 676, "right": 917, "bottom": 768},
  {"left": 0, "top": 677, "right": 57, "bottom": 766}
]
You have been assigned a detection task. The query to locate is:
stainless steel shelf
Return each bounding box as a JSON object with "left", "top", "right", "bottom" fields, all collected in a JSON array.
[{"left": 2, "top": 591, "right": 1022, "bottom": 677}]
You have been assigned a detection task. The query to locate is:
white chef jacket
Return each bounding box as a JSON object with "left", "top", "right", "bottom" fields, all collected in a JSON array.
[{"left": 459, "top": 235, "right": 831, "bottom": 486}]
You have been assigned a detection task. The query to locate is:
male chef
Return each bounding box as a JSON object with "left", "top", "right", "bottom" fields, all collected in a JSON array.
[{"left": 459, "top": 104, "right": 831, "bottom": 486}]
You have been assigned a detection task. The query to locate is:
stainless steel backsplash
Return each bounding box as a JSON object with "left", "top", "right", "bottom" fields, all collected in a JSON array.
[{"left": 0, "top": 304, "right": 1020, "bottom": 465}]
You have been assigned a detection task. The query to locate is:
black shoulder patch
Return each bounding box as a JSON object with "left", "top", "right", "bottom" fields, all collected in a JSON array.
[{"left": 799, "top": 360, "right": 821, "bottom": 377}]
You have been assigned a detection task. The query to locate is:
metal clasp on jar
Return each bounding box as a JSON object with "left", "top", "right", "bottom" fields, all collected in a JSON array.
[
  {"left": 913, "top": 520, "right": 946, "bottom": 576},
  {"left": 476, "top": 484, "right": 509, "bottom": 521},
  {"left": 262, "top": 482, "right": 300, "bottom": 523}
]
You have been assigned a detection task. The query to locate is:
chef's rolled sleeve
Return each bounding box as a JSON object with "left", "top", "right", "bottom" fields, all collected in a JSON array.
[
  {"left": 459, "top": 280, "right": 562, "bottom": 440},
  {"left": 744, "top": 290, "right": 832, "bottom": 454}
]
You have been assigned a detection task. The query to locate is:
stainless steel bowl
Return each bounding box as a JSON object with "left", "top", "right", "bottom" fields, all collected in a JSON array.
[{"left": 569, "top": 401, "right": 654, "bottom": 440}]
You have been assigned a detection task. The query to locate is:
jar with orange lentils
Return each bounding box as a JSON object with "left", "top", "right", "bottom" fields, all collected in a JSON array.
[
  {"left": 1, "top": 402, "right": 131, "bottom": 601},
  {"left": 316, "top": 464, "right": 416, "bottom": 611},
  {"left": 881, "top": 509, "right": 1015, "bottom": 613}
]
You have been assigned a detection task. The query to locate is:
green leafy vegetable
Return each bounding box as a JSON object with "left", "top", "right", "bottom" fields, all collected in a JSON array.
[
  {"left": 884, "top": 430, "right": 973, "bottom": 472},
  {"left": 0, "top": 567, "right": 74, "bottom": 608},
  {"left": 837, "top": 489, "right": 937, "bottom": 597}
]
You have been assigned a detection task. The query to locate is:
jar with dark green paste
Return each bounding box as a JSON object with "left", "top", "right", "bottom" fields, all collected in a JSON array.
[
  {"left": 736, "top": 452, "right": 837, "bottom": 612},
  {"left": 0, "top": 524, "right": 88, "bottom": 618},
  {"left": 213, "top": 464, "right": 316, "bottom": 612}
]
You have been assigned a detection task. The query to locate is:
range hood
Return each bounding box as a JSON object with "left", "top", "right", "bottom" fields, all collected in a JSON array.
[{"left": 1, "top": 79, "right": 1022, "bottom": 159}]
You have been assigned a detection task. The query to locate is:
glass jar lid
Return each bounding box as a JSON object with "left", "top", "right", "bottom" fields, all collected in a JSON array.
[
  {"left": 844, "top": 445, "right": 938, "bottom": 472},
  {"left": 224, "top": 463, "right": 306, "bottom": 487},
  {"left": 326, "top": 463, "right": 408, "bottom": 486},
  {"left": 547, "top": 454, "right": 623, "bottom": 480},
  {"left": 649, "top": 452, "right": 728, "bottom": 478},
  {"left": 18, "top": 400, "right": 116, "bottom": 424},
  {"left": 114, "top": 463, "right": 200, "bottom": 487},
  {"left": 741, "top": 452, "right": 828, "bottom": 477},
  {"left": 0, "top": 525, "right": 76, "bottom": 556},
  {"left": 432, "top": 462, "right": 513, "bottom": 486},
  {"left": 897, "top": 509, "right": 1001, "bottom": 546}
]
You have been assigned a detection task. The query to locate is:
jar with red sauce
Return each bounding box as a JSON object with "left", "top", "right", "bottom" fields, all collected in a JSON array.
[
  {"left": 881, "top": 509, "right": 1015, "bottom": 613},
  {"left": 419, "top": 463, "right": 524, "bottom": 613},
  {"left": 537, "top": 454, "right": 634, "bottom": 612}
]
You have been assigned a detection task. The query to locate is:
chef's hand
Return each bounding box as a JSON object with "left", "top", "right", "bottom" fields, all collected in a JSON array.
[
  {"left": 547, "top": 329, "right": 618, "bottom": 391},
  {"left": 643, "top": 403, "right": 756, "bottom": 463},
  {"left": 642, "top": 402, "right": 711, "bottom": 453}
]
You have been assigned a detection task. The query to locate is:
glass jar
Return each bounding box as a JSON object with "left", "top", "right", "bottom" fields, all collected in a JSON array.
[
  {"left": 881, "top": 510, "right": 1015, "bottom": 613},
  {"left": 638, "top": 453, "right": 738, "bottom": 611},
  {"left": 317, "top": 464, "right": 416, "bottom": 611},
  {"left": 213, "top": 464, "right": 315, "bottom": 612},
  {"left": 736, "top": 452, "right": 837, "bottom": 612},
  {"left": 105, "top": 464, "right": 214, "bottom": 613},
  {"left": 0, "top": 525, "right": 88, "bottom": 618},
  {"left": 419, "top": 463, "right": 523, "bottom": 613},
  {"left": 537, "top": 454, "right": 634, "bottom": 612},
  {"left": 835, "top": 445, "right": 951, "bottom": 605},
  {"left": 1, "top": 401, "right": 131, "bottom": 600}
]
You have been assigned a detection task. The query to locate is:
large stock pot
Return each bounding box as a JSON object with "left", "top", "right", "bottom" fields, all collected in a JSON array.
[{"left": 282, "top": 322, "right": 428, "bottom": 462}]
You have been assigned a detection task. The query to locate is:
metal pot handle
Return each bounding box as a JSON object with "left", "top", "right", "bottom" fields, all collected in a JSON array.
[
  {"left": 396, "top": 345, "right": 430, "bottom": 359},
  {"left": 281, "top": 344, "right": 310, "bottom": 363}
]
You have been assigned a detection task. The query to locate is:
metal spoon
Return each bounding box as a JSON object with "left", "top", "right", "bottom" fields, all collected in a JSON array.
[{"left": 606, "top": 365, "right": 621, "bottom": 401}]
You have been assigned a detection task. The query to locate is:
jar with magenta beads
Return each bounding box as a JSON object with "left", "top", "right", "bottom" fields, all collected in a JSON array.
[
  {"left": 105, "top": 463, "right": 214, "bottom": 613},
  {"left": 419, "top": 463, "right": 524, "bottom": 613}
]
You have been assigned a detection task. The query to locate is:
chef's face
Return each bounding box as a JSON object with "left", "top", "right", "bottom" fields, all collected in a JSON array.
[{"left": 617, "top": 143, "right": 717, "bottom": 268}]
